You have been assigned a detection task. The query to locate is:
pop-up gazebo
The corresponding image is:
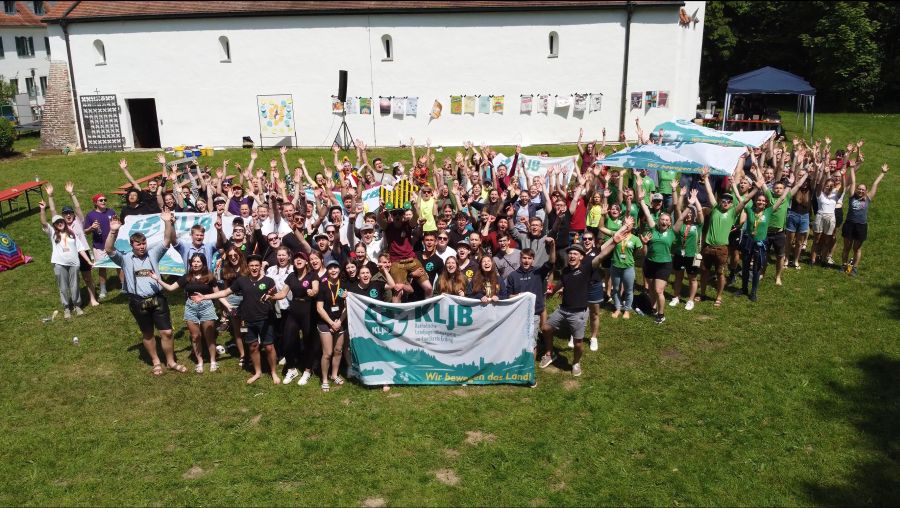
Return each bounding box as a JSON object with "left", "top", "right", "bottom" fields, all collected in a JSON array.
[{"left": 721, "top": 66, "right": 816, "bottom": 138}]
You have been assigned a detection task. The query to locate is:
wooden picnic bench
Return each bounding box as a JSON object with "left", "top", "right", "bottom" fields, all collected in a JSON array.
[
  {"left": 112, "top": 157, "right": 198, "bottom": 195},
  {"left": 0, "top": 180, "right": 47, "bottom": 221}
]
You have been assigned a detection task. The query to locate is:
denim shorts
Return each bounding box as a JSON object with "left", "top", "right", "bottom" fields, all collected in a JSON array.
[
  {"left": 183, "top": 299, "right": 218, "bottom": 323},
  {"left": 785, "top": 210, "right": 810, "bottom": 234}
]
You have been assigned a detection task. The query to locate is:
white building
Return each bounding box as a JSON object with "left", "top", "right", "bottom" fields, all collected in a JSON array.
[
  {"left": 41, "top": 1, "right": 705, "bottom": 150},
  {"left": 0, "top": 1, "right": 68, "bottom": 113}
]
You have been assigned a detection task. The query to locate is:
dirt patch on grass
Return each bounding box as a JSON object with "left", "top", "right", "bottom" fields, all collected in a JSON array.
[
  {"left": 342, "top": 398, "right": 352, "bottom": 406},
  {"left": 387, "top": 392, "right": 401, "bottom": 398},
  {"left": 444, "top": 448, "right": 460, "bottom": 458},
  {"left": 361, "top": 497, "right": 387, "bottom": 507},
  {"left": 661, "top": 347, "right": 685, "bottom": 361},
  {"left": 250, "top": 414, "right": 262, "bottom": 426},
  {"left": 696, "top": 340, "right": 726, "bottom": 352},
  {"left": 182, "top": 465, "right": 206, "bottom": 480},
  {"left": 563, "top": 379, "right": 580, "bottom": 391},
  {"left": 434, "top": 469, "right": 460, "bottom": 486},
  {"left": 451, "top": 388, "right": 468, "bottom": 397},
  {"left": 695, "top": 314, "right": 714, "bottom": 321},
  {"left": 529, "top": 499, "right": 548, "bottom": 507},
  {"left": 465, "top": 431, "right": 497, "bottom": 445}
]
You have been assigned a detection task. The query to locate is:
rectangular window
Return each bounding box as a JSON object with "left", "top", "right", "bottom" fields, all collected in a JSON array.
[
  {"left": 3, "top": 1, "right": 15, "bottom": 15},
  {"left": 16, "top": 36, "right": 34, "bottom": 57},
  {"left": 25, "top": 77, "right": 35, "bottom": 97},
  {"left": 0, "top": 37, "right": 4, "bottom": 58},
  {"left": 44, "top": 36, "right": 49, "bottom": 56},
  {"left": 39, "top": 76, "right": 47, "bottom": 96},
  {"left": 32, "top": 1, "right": 43, "bottom": 15},
  {"left": 9, "top": 78, "right": 17, "bottom": 94}
]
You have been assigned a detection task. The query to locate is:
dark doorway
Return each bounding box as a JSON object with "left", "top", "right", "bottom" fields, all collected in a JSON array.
[{"left": 126, "top": 98, "right": 160, "bottom": 148}]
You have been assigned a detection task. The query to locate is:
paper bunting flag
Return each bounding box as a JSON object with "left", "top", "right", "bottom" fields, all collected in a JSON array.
[
  {"left": 520, "top": 95, "right": 533, "bottom": 114},
  {"left": 555, "top": 95, "right": 571, "bottom": 108},
  {"left": 478, "top": 95, "right": 491, "bottom": 114},
  {"left": 463, "top": 95, "right": 476, "bottom": 114},
  {"left": 392, "top": 97, "right": 406, "bottom": 116},
  {"left": 406, "top": 96, "right": 418, "bottom": 116},
  {"left": 645, "top": 91, "right": 658, "bottom": 108},
  {"left": 573, "top": 94, "right": 587, "bottom": 112},
  {"left": 431, "top": 100, "right": 443, "bottom": 119},
  {"left": 590, "top": 94, "right": 603, "bottom": 112},
  {"left": 491, "top": 95, "right": 504, "bottom": 113},
  {"left": 380, "top": 97, "right": 391, "bottom": 115},
  {"left": 331, "top": 96, "right": 344, "bottom": 114},
  {"left": 630, "top": 92, "right": 642, "bottom": 110},
  {"left": 537, "top": 95, "right": 549, "bottom": 114},
  {"left": 657, "top": 91, "right": 669, "bottom": 108},
  {"left": 345, "top": 96, "right": 359, "bottom": 115},
  {"left": 359, "top": 97, "right": 372, "bottom": 115},
  {"left": 450, "top": 95, "right": 462, "bottom": 115}
]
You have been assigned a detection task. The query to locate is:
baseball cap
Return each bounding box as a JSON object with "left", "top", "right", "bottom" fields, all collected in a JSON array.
[
  {"left": 720, "top": 193, "right": 734, "bottom": 202},
  {"left": 314, "top": 233, "right": 329, "bottom": 241},
  {"left": 328, "top": 205, "right": 343, "bottom": 215},
  {"left": 391, "top": 161, "right": 402, "bottom": 169},
  {"left": 325, "top": 259, "right": 341, "bottom": 268},
  {"left": 213, "top": 196, "right": 226, "bottom": 204},
  {"left": 61, "top": 205, "right": 75, "bottom": 214},
  {"left": 566, "top": 244, "right": 586, "bottom": 255},
  {"left": 651, "top": 193, "right": 664, "bottom": 202},
  {"left": 360, "top": 223, "right": 375, "bottom": 231},
  {"left": 92, "top": 193, "right": 106, "bottom": 204},
  {"left": 456, "top": 239, "right": 471, "bottom": 250},
  {"left": 246, "top": 254, "right": 263, "bottom": 263},
  {"left": 293, "top": 251, "right": 309, "bottom": 261},
  {"left": 51, "top": 214, "right": 64, "bottom": 224}
]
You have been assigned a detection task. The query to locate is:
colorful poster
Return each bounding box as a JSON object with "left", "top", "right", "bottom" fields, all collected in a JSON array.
[
  {"left": 630, "top": 92, "right": 642, "bottom": 110},
  {"left": 359, "top": 97, "right": 372, "bottom": 115},
  {"left": 430, "top": 100, "right": 443, "bottom": 119},
  {"left": 590, "top": 94, "right": 603, "bottom": 112},
  {"left": 380, "top": 97, "right": 391, "bottom": 115},
  {"left": 406, "top": 97, "right": 418, "bottom": 116},
  {"left": 573, "top": 94, "right": 587, "bottom": 112},
  {"left": 520, "top": 95, "right": 533, "bottom": 114},
  {"left": 392, "top": 97, "right": 406, "bottom": 116},
  {"left": 331, "top": 96, "right": 344, "bottom": 114},
  {"left": 361, "top": 184, "right": 382, "bottom": 213},
  {"left": 537, "top": 95, "right": 549, "bottom": 114},
  {"left": 491, "top": 95, "right": 504, "bottom": 113},
  {"left": 348, "top": 293, "right": 536, "bottom": 386},
  {"left": 450, "top": 95, "right": 462, "bottom": 115},
  {"left": 478, "top": 95, "right": 491, "bottom": 114},
  {"left": 658, "top": 91, "right": 669, "bottom": 108},
  {"left": 257, "top": 94, "right": 295, "bottom": 137},
  {"left": 463, "top": 95, "right": 476, "bottom": 115},
  {"left": 345, "top": 96, "right": 359, "bottom": 115},
  {"left": 645, "top": 90, "right": 657, "bottom": 108},
  {"left": 555, "top": 95, "right": 571, "bottom": 108}
]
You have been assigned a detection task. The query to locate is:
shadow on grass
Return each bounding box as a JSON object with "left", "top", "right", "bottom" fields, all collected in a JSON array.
[
  {"left": 876, "top": 283, "right": 900, "bottom": 320},
  {"left": 805, "top": 354, "right": 900, "bottom": 506}
]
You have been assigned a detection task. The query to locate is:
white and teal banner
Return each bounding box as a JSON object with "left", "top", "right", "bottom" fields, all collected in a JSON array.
[
  {"left": 492, "top": 153, "right": 578, "bottom": 187},
  {"left": 348, "top": 293, "right": 536, "bottom": 386},
  {"left": 94, "top": 212, "right": 235, "bottom": 276},
  {"left": 651, "top": 119, "right": 775, "bottom": 148}
]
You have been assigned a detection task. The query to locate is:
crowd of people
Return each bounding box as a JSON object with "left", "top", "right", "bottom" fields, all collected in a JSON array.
[{"left": 38, "top": 123, "right": 890, "bottom": 389}]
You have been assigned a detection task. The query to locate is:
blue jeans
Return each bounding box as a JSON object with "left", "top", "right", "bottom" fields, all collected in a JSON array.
[{"left": 610, "top": 265, "right": 635, "bottom": 311}]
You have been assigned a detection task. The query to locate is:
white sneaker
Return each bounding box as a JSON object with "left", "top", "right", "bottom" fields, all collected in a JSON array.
[
  {"left": 684, "top": 300, "right": 695, "bottom": 311},
  {"left": 297, "top": 370, "right": 312, "bottom": 385},
  {"left": 209, "top": 362, "right": 219, "bottom": 372},
  {"left": 74, "top": 307, "right": 84, "bottom": 316},
  {"left": 567, "top": 337, "right": 574, "bottom": 348},
  {"left": 98, "top": 290, "right": 107, "bottom": 300},
  {"left": 539, "top": 354, "right": 556, "bottom": 369},
  {"left": 283, "top": 368, "right": 300, "bottom": 384},
  {"left": 278, "top": 357, "right": 287, "bottom": 366},
  {"left": 589, "top": 337, "right": 599, "bottom": 351},
  {"left": 572, "top": 363, "right": 583, "bottom": 377},
  {"left": 63, "top": 309, "right": 71, "bottom": 319},
  {"left": 668, "top": 297, "right": 680, "bottom": 307}
]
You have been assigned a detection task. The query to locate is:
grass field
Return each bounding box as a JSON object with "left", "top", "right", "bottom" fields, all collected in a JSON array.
[{"left": 0, "top": 113, "right": 897, "bottom": 506}]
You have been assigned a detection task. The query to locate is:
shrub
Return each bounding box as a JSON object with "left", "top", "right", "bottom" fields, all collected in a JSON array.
[{"left": 0, "top": 118, "right": 15, "bottom": 154}]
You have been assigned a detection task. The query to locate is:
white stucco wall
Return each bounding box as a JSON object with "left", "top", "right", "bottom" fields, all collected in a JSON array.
[
  {"left": 49, "top": 4, "right": 704, "bottom": 149},
  {"left": 0, "top": 27, "right": 50, "bottom": 106}
]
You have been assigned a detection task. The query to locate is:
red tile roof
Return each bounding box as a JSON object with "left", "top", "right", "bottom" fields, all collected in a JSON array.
[
  {"left": 46, "top": 1, "right": 682, "bottom": 22},
  {"left": 0, "top": 1, "right": 73, "bottom": 27}
]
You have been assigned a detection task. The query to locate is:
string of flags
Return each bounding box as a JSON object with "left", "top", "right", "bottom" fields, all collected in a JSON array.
[
  {"left": 332, "top": 96, "right": 419, "bottom": 116},
  {"left": 330, "top": 92, "right": 611, "bottom": 118},
  {"left": 519, "top": 93, "right": 603, "bottom": 114},
  {"left": 630, "top": 90, "right": 670, "bottom": 110}
]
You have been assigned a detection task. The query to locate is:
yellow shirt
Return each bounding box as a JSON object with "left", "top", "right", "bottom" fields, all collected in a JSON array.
[
  {"left": 419, "top": 196, "right": 437, "bottom": 231},
  {"left": 587, "top": 205, "right": 603, "bottom": 228}
]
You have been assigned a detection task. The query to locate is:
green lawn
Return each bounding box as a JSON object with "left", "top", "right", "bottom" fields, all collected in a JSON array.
[{"left": 0, "top": 113, "right": 898, "bottom": 506}]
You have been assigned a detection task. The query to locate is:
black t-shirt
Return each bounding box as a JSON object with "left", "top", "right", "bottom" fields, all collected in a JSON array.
[
  {"left": 583, "top": 249, "right": 603, "bottom": 282},
  {"left": 284, "top": 271, "right": 317, "bottom": 306},
  {"left": 282, "top": 232, "right": 303, "bottom": 255},
  {"left": 224, "top": 238, "right": 256, "bottom": 257},
  {"left": 229, "top": 275, "right": 277, "bottom": 322},
  {"left": 347, "top": 280, "right": 388, "bottom": 301},
  {"left": 178, "top": 273, "right": 216, "bottom": 297},
  {"left": 559, "top": 262, "right": 590, "bottom": 311},
  {"left": 448, "top": 227, "right": 471, "bottom": 249},
  {"left": 140, "top": 190, "right": 161, "bottom": 213},
  {"left": 408, "top": 251, "right": 444, "bottom": 302},
  {"left": 317, "top": 277, "right": 348, "bottom": 321}
]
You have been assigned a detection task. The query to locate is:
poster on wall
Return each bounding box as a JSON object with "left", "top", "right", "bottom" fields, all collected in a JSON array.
[
  {"left": 392, "top": 97, "right": 406, "bottom": 116},
  {"left": 430, "top": 100, "right": 443, "bottom": 120},
  {"left": 537, "top": 95, "right": 549, "bottom": 114},
  {"left": 555, "top": 95, "right": 571, "bottom": 109},
  {"left": 590, "top": 94, "right": 603, "bottom": 112},
  {"left": 478, "top": 95, "right": 491, "bottom": 114},
  {"left": 645, "top": 90, "right": 658, "bottom": 108},
  {"left": 331, "top": 96, "right": 344, "bottom": 114},
  {"left": 520, "top": 95, "right": 533, "bottom": 114},
  {"left": 657, "top": 91, "right": 669, "bottom": 108},
  {"left": 463, "top": 95, "right": 476, "bottom": 115},
  {"left": 359, "top": 97, "right": 372, "bottom": 115},
  {"left": 491, "top": 95, "right": 504, "bottom": 114},
  {"left": 630, "top": 92, "right": 643, "bottom": 110},
  {"left": 345, "top": 96, "right": 359, "bottom": 115},
  {"left": 380, "top": 97, "right": 391, "bottom": 115},
  {"left": 257, "top": 95, "right": 296, "bottom": 137},
  {"left": 406, "top": 97, "right": 418, "bottom": 116},
  {"left": 450, "top": 95, "right": 462, "bottom": 115}
]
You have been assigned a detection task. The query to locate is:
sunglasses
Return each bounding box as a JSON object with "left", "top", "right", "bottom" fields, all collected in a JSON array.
[
  {"left": 96, "top": 199, "right": 106, "bottom": 202},
  {"left": 438, "top": 237, "right": 449, "bottom": 241},
  {"left": 583, "top": 237, "right": 595, "bottom": 241}
]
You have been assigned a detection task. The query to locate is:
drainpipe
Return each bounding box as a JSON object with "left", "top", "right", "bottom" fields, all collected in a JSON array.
[
  {"left": 618, "top": 0, "right": 634, "bottom": 138},
  {"left": 60, "top": 1, "right": 85, "bottom": 149}
]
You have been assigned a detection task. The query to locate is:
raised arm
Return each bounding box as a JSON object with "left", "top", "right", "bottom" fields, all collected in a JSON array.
[
  {"left": 635, "top": 173, "right": 655, "bottom": 229},
  {"left": 869, "top": 164, "right": 888, "bottom": 201},
  {"left": 65, "top": 181, "right": 86, "bottom": 221},
  {"left": 105, "top": 216, "right": 122, "bottom": 255},
  {"left": 700, "top": 166, "right": 716, "bottom": 208},
  {"left": 118, "top": 159, "right": 141, "bottom": 190},
  {"left": 44, "top": 182, "right": 57, "bottom": 216}
]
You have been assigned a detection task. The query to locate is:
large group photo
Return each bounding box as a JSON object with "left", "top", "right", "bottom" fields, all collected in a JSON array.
[{"left": 1, "top": 1, "right": 898, "bottom": 506}]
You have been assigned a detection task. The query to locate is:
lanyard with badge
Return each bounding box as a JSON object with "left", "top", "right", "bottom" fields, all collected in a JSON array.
[{"left": 328, "top": 280, "right": 341, "bottom": 313}]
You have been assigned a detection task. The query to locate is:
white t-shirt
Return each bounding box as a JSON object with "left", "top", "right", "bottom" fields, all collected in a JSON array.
[
  {"left": 265, "top": 264, "right": 292, "bottom": 310},
  {"left": 436, "top": 246, "right": 457, "bottom": 263},
  {"left": 46, "top": 226, "right": 87, "bottom": 266},
  {"left": 818, "top": 191, "right": 840, "bottom": 215},
  {"left": 260, "top": 217, "right": 292, "bottom": 238}
]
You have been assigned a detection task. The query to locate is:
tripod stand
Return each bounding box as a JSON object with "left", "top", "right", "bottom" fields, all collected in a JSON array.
[{"left": 334, "top": 110, "right": 354, "bottom": 150}]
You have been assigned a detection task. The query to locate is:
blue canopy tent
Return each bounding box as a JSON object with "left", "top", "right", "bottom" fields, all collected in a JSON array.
[{"left": 721, "top": 66, "right": 816, "bottom": 139}]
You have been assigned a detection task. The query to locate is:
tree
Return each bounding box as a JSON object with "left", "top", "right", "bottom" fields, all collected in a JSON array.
[{"left": 0, "top": 77, "right": 19, "bottom": 106}]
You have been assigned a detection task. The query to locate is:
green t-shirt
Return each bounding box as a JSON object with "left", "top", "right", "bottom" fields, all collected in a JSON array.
[
  {"left": 621, "top": 201, "right": 640, "bottom": 221},
  {"left": 744, "top": 206, "right": 773, "bottom": 241},
  {"left": 673, "top": 223, "right": 701, "bottom": 257},
  {"left": 602, "top": 216, "right": 623, "bottom": 241},
  {"left": 769, "top": 190, "right": 790, "bottom": 229},
  {"left": 611, "top": 234, "right": 643, "bottom": 269},
  {"left": 706, "top": 206, "right": 737, "bottom": 246},
  {"left": 658, "top": 170, "right": 677, "bottom": 195},
  {"left": 633, "top": 174, "right": 657, "bottom": 204},
  {"left": 647, "top": 228, "right": 675, "bottom": 263}
]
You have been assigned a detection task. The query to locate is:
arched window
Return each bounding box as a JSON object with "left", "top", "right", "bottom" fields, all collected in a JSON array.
[
  {"left": 93, "top": 39, "right": 106, "bottom": 65},
  {"left": 548, "top": 31, "right": 559, "bottom": 58},
  {"left": 219, "top": 36, "right": 231, "bottom": 62},
  {"left": 381, "top": 34, "right": 393, "bottom": 61}
]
